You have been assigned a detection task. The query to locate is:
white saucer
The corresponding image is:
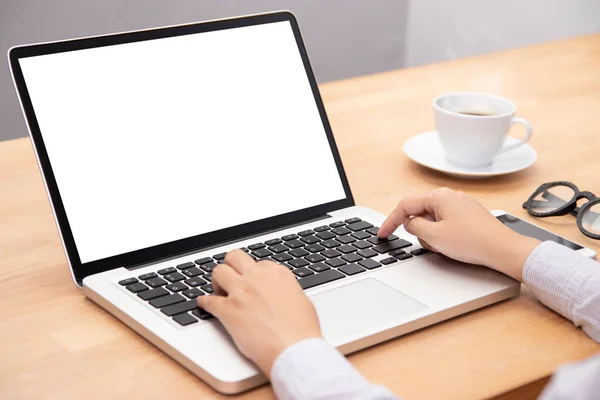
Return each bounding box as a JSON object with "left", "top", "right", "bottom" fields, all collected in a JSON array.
[{"left": 403, "top": 131, "right": 537, "bottom": 178}]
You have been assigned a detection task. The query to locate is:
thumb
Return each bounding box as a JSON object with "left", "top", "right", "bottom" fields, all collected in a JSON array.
[{"left": 404, "top": 216, "right": 437, "bottom": 242}]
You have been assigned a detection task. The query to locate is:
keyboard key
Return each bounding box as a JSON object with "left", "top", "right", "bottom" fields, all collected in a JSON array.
[
  {"left": 138, "top": 272, "right": 157, "bottom": 280},
  {"left": 389, "top": 249, "right": 406, "bottom": 257},
  {"left": 300, "top": 235, "right": 320, "bottom": 244},
  {"left": 161, "top": 300, "right": 198, "bottom": 316},
  {"left": 138, "top": 287, "right": 169, "bottom": 301},
  {"left": 166, "top": 282, "right": 188, "bottom": 292},
  {"left": 339, "top": 264, "right": 366, "bottom": 276},
  {"left": 373, "top": 239, "right": 413, "bottom": 254},
  {"left": 119, "top": 277, "right": 138, "bottom": 286},
  {"left": 347, "top": 221, "right": 374, "bottom": 231},
  {"left": 305, "top": 253, "right": 326, "bottom": 263},
  {"left": 248, "top": 243, "right": 266, "bottom": 250},
  {"left": 284, "top": 239, "right": 305, "bottom": 249},
  {"left": 329, "top": 221, "right": 346, "bottom": 228},
  {"left": 265, "top": 238, "right": 282, "bottom": 246},
  {"left": 357, "top": 249, "right": 378, "bottom": 258},
  {"left": 192, "top": 308, "right": 214, "bottom": 320},
  {"left": 366, "top": 227, "right": 380, "bottom": 235},
  {"left": 182, "top": 288, "right": 204, "bottom": 299},
  {"left": 176, "top": 262, "right": 195, "bottom": 270},
  {"left": 158, "top": 267, "right": 176, "bottom": 275},
  {"left": 321, "top": 239, "right": 341, "bottom": 248},
  {"left": 173, "top": 313, "right": 198, "bottom": 326},
  {"left": 203, "top": 273, "right": 212, "bottom": 282},
  {"left": 337, "top": 245, "right": 357, "bottom": 254},
  {"left": 268, "top": 244, "right": 289, "bottom": 253},
  {"left": 381, "top": 257, "right": 397, "bottom": 265},
  {"left": 146, "top": 277, "right": 168, "bottom": 288},
  {"left": 325, "top": 258, "right": 346, "bottom": 268},
  {"left": 282, "top": 234, "right": 299, "bottom": 241},
  {"left": 298, "top": 229, "right": 314, "bottom": 236},
  {"left": 199, "top": 262, "right": 217, "bottom": 273},
  {"left": 345, "top": 217, "right": 361, "bottom": 223},
  {"left": 305, "top": 243, "right": 326, "bottom": 253},
  {"left": 321, "top": 249, "right": 342, "bottom": 258},
  {"left": 241, "top": 247, "right": 249, "bottom": 252},
  {"left": 352, "top": 241, "right": 372, "bottom": 250},
  {"left": 396, "top": 253, "right": 413, "bottom": 261},
  {"left": 293, "top": 267, "right": 314, "bottom": 278},
  {"left": 164, "top": 272, "right": 186, "bottom": 283},
  {"left": 367, "top": 235, "right": 399, "bottom": 245},
  {"left": 341, "top": 253, "right": 362, "bottom": 263},
  {"left": 316, "top": 231, "right": 336, "bottom": 240},
  {"left": 289, "top": 258, "right": 310, "bottom": 268},
  {"left": 351, "top": 231, "right": 371, "bottom": 240},
  {"left": 289, "top": 248, "right": 309, "bottom": 258},
  {"left": 272, "top": 253, "right": 293, "bottom": 262},
  {"left": 150, "top": 294, "right": 185, "bottom": 308},
  {"left": 358, "top": 259, "right": 381, "bottom": 270},
  {"left": 182, "top": 267, "right": 203, "bottom": 277},
  {"left": 411, "top": 248, "right": 429, "bottom": 256},
  {"left": 213, "top": 252, "right": 227, "bottom": 260},
  {"left": 185, "top": 277, "right": 207, "bottom": 287},
  {"left": 195, "top": 257, "right": 213, "bottom": 265},
  {"left": 309, "top": 262, "right": 331, "bottom": 272},
  {"left": 331, "top": 227, "right": 351, "bottom": 236},
  {"left": 252, "top": 248, "right": 274, "bottom": 258},
  {"left": 201, "top": 284, "right": 214, "bottom": 294},
  {"left": 126, "top": 282, "right": 148, "bottom": 293},
  {"left": 298, "top": 269, "right": 345, "bottom": 289},
  {"left": 313, "top": 225, "right": 330, "bottom": 232},
  {"left": 337, "top": 235, "right": 356, "bottom": 244}
]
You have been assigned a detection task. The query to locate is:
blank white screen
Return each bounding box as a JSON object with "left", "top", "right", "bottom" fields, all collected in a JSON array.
[{"left": 19, "top": 21, "right": 346, "bottom": 263}]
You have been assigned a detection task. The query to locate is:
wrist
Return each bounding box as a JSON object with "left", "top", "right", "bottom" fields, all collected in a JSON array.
[
  {"left": 485, "top": 230, "right": 540, "bottom": 281},
  {"left": 257, "top": 334, "right": 322, "bottom": 379}
]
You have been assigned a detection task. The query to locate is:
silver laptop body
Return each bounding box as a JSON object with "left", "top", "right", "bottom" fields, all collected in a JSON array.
[{"left": 9, "top": 12, "right": 519, "bottom": 394}]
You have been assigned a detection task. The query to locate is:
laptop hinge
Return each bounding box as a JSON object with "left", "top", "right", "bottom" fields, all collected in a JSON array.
[{"left": 125, "top": 213, "right": 333, "bottom": 271}]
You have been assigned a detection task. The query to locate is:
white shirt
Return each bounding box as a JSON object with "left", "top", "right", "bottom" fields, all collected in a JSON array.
[{"left": 270, "top": 241, "right": 600, "bottom": 400}]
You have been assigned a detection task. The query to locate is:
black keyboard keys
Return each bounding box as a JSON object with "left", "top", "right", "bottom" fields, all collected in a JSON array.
[
  {"left": 185, "top": 277, "right": 207, "bottom": 287},
  {"left": 339, "top": 264, "right": 366, "bottom": 276},
  {"left": 173, "top": 313, "right": 198, "bottom": 326},
  {"left": 357, "top": 249, "right": 378, "bottom": 258},
  {"left": 367, "top": 235, "right": 399, "bottom": 245},
  {"left": 195, "top": 257, "right": 213, "bottom": 265},
  {"left": 164, "top": 272, "right": 185, "bottom": 283},
  {"left": 138, "top": 272, "right": 157, "bottom": 280},
  {"left": 316, "top": 231, "right": 336, "bottom": 240},
  {"left": 313, "top": 225, "right": 330, "bottom": 232},
  {"left": 268, "top": 244, "right": 289, "bottom": 253},
  {"left": 341, "top": 253, "right": 362, "bottom": 263},
  {"left": 282, "top": 234, "right": 299, "bottom": 241},
  {"left": 351, "top": 231, "right": 371, "bottom": 240},
  {"left": 411, "top": 248, "right": 429, "bottom": 256},
  {"left": 293, "top": 267, "right": 314, "bottom": 278},
  {"left": 176, "top": 262, "right": 195, "bottom": 270},
  {"left": 366, "top": 227, "right": 380, "bottom": 235},
  {"left": 300, "top": 235, "right": 320, "bottom": 244},
  {"left": 126, "top": 282, "right": 148, "bottom": 293},
  {"left": 252, "top": 248, "right": 273, "bottom": 258},
  {"left": 352, "top": 240, "right": 372, "bottom": 250},
  {"left": 248, "top": 243, "right": 266, "bottom": 250},
  {"left": 325, "top": 258, "right": 346, "bottom": 268},
  {"left": 345, "top": 217, "right": 361, "bottom": 223},
  {"left": 213, "top": 252, "right": 227, "bottom": 260},
  {"left": 201, "top": 284, "right": 214, "bottom": 294},
  {"left": 182, "top": 288, "right": 204, "bottom": 299},
  {"left": 150, "top": 294, "right": 185, "bottom": 308},
  {"left": 298, "top": 229, "right": 314, "bottom": 236},
  {"left": 199, "top": 262, "right": 217, "bottom": 273},
  {"left": 192, "top": 308, "right": 214, "bottom": 320},
  {"left": 309, "top": 262, "right": 330, "bottom": 272},
  {"left": 373, "top": 239, "right": 412, "bottom": 254},
  {"left": 337, "top": 235, "right": 356, "bottom": 244},
  {"left": 321, "top": 239, "right": 341, "bottom": 248},
  {"left": 298, "top": 269, "right": 345, "bottom": 289},
  {"left": 305, "top": 243, "right": 326, "bottom": 253},
  {"left": 321, "top": 249, "right": 341, "bottom": 258},
  {"left": 380, "top": 257, "right": 397, "bottom": 265},
  {"left": 329, "top": 221, "right": 346, "bottom": 228},
  {"left": 347, "top": 221, "right": 374, "bottom": 231},
  {"left": 289, "top": 258, "right": 309, "bottom": 268},
  {"left": 158, "top": 267, "right": 176, "bottom": 275},
  {"left": 284, "top": 239, "right": 304, "bottom": 249},
  {"left": 161, "top": 300, "right": 198, "bottom": 316},
  {"left": 337, "top": 245, "right": 357, "bottom": 254},
  {"left": 396, "top": 253, "right": 413, "bottom": 261},
  {"left": 265, "top": 238, "right": 282, "bottom": 246},
  {"left": 272, "top": 253, "right": 293, "bottom": 263},
  {"left": 146, "top": 277, "right": 168, "bottom": 288},
  {"left": 182, "top": 267, "right": 203, "bottom": 277},
  {"left": 331, "top": 227, "right": 351, "bottom": 236},
  {"left": 289, "top": 248, "right": 309, "bottom": 258},
  {"left": 138, "top": 287, "right": 169, "bottom": 301},
  {"left": 305, "top": 253, "right": 326, "bottom": 263},
  {"left": 118, "top": 277, "right": 138, "bottom": 286},
  {"left": 358, "top": 259, "right": 381, "bottom": 270},
  {"left": 166, "top": 282, "right": 188, "bottom": 292}
]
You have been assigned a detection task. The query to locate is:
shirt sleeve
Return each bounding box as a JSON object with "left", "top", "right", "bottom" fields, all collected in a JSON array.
[
  {"left": 522, "top": 241, "right": 600, "bottom": 400},
  {"left": 270, "top": 338, "right": 399, "bottom": 400}
]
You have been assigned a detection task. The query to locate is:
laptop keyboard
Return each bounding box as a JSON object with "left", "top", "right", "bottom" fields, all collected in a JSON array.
[{"left": 118, "top": 217, "right": 429, "bottom": 327}]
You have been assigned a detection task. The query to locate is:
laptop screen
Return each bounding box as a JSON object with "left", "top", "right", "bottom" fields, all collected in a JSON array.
[{"left": 18, "top": 21, "right": 347, "bottom": 263}]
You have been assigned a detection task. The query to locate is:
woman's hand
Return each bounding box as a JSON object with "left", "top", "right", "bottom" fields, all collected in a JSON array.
[
  {"left": 378, "top": 187, "right": 540, "bottom": 281},
  {"left": 197, "top": 250, "right": 321, "bottom": 378}
]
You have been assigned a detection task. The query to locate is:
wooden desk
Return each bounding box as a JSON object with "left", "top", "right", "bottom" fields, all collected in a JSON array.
[{"left": 1, "top": 34, "right": 599, "bottom": 400}]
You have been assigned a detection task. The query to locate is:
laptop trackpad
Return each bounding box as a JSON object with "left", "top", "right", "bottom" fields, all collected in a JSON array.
[{"left": 311, "top": 278, "right": 428, "bottom": 343}]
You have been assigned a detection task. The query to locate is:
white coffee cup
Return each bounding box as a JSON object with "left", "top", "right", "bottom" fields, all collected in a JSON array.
[{"left": 433, "top": 93, "right": 532, "bottom": 168}]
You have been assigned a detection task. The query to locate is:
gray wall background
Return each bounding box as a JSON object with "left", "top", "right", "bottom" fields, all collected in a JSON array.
[{"left": 2, "top": 0, "right": 600, "bottom": 141}]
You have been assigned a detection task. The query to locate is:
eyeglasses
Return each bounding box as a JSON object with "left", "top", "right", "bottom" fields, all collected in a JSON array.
[{"left": 522, "top": 181, "right": 600, "bottom": 239}]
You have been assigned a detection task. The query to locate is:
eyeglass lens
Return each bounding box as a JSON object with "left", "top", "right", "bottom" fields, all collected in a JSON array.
[
  {"left": 582, "top": 202, "right": 600, "bottom": 236},
  {"left": 531, "top": 185, "right": 576, "bottom": 214}
]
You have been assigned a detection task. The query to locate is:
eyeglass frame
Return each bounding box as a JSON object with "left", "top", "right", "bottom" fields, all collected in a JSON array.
[{"left": 522, "top": 181, "right": 600, "bottom": 240}]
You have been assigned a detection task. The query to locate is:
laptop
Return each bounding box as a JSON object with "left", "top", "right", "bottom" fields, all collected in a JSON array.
[{"left": 9, "top": 11, "right": 519, "bottom": 394}]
